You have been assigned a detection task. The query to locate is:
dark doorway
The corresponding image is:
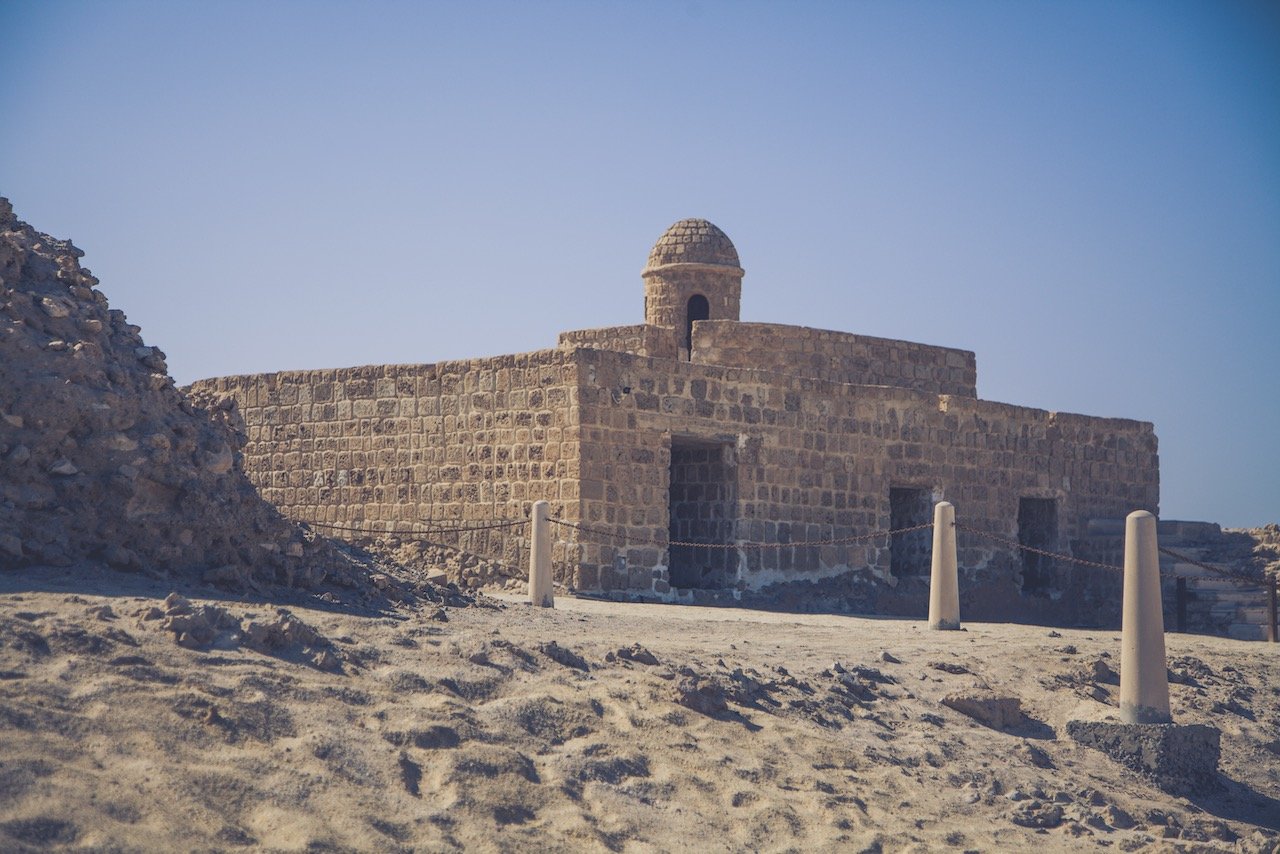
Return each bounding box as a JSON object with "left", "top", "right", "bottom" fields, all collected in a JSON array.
[
  {"left": 668, "top": 438, "right": 736, "bottom": 589},
  {"left": 890, "top": 487, "right": 933, "bottom": 577},
  {"left": 1018, "top": 497, "right": 1057, "bottom": 593},
  {"left": 684, "top": 294, "right": 709, "bottom": 358}
]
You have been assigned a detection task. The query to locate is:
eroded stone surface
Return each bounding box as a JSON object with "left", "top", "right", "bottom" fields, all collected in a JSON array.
[{"left": 1066, "top": 720, "right": 1221, "bottom": 794}]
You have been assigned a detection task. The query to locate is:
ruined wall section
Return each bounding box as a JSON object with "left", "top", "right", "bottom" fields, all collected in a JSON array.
[
  {"left": 691, "top": 321, "right": 978, "bottom": 398},
  {"left": 557, "top": 324, "right": 677, "bottom": 360},
  {"left": 571, "top": 348, "right": 1157, "bottom": 619},
  {"left": 0, "top": 197, "right": 378, "bottom": 590},
  {"left": 190, "top": 350, "right": 582, "bottom": 582}
]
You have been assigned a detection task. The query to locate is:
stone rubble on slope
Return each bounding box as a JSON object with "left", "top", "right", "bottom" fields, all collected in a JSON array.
[{"left": 0, "top": 198, "right": 374, "bottom": 591}]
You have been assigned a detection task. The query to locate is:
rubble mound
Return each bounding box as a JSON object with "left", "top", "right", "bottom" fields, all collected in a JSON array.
[
  {"left": 0, "top": 197, "right": 359, "bottom": 589},
  {"left": 358, "top": 538, "right": 522, "bottom": 590},
  {"left": 143, "top": 592, "right": 343, "bottom": 670},
  {"left": 1235, "top": 524, "right": 1280, "bottom": 580}
]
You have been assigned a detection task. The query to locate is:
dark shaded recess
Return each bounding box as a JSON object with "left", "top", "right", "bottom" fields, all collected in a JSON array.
[
  {"left": 890, "top": 487, "right": 932, "bottom": 577},
  {"left": 668, "top": 439, "right": 736, "bottom": 590},
  {"left": 1019, "top": 497, "right": 1058, "bottom": 593}
]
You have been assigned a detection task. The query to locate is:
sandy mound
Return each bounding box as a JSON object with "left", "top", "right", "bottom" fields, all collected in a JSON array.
[{"left": 1, "top": 568, "right": 1276, "bottom": 852}]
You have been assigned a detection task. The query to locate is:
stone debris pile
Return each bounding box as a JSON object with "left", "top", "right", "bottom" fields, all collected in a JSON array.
[
  {"left": 142, "top": 592, "right": 342, "bottom": 671},
  {"left": 361, "top": 539, "right": 522, "bottom": 590},
  {"left": 0, "top": 198, "right": 359, "bottom": 589}
]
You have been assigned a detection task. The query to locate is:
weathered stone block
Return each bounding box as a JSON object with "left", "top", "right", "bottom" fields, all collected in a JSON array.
[{"left": 1066, "top": 720, "right": 1220, "bottom": 794}]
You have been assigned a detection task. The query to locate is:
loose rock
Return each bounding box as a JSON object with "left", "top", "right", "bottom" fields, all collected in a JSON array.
[{"left": 941, "top": 692, "right": 1025, "bottom": 730}]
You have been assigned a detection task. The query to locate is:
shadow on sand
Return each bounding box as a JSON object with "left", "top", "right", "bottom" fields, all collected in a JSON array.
[
  {"left": 0, "top": 550, "right": 469, "bottom": 621},
  {"left": 1187, "top": 776, "right": 1280, "bottom": 833}
]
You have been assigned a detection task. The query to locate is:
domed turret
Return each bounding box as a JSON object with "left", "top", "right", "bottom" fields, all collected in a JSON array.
[
  {"left": 645, "top": 218, "right": 741, "bottom": 270},
  {"left": 642, "top": 218, "right": 743, "bottom": 359}
]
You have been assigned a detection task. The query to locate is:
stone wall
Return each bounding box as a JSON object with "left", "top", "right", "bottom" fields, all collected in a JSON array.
[
  {"left": 571, "top": 347, "right": 1158, "bottom": 622},
  {"left": 189, "top": 350, "right": 582, "bottom": 576},
  {"left": 690, "top": 321, "right": 978, "bottom": 397},
  {"left": 558, "top": 324, "right": 677, "bottom": 360},
  {"left": 203, "top": 343, "right": 1159, "bottom": 624}
]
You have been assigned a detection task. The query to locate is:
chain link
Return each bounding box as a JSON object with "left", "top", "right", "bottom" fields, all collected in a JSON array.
[
  {"left": 548, "top": 518, "right": 933, "bottom": 549},
  {"left": 1157, "top": 546, "right": 1265, "bottom": 587},
  {"left": 303, "top": 515, "right": 1270, "bottom": 591},
  {"left": 303, "top": 518, "right": 527, "bottom": 537},
  {"left": 954, "top": 523, "right": 1271, "bottom": 588},
  {"left": 952, "top": 522, "right": 1123, "bottom": 572}
]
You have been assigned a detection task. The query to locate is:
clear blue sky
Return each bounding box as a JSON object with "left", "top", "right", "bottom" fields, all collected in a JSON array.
[{"left": 2, "top": 1, "right": 1277, "bottom": 527}]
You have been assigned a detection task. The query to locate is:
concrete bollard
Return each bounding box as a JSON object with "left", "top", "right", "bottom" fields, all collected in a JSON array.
[
  {"left": 529, "top": 500, "right": 554, "bottom": 608},
  {"left": 1119, "top": 510, "right": 1170, "bottom": 724},
  {"left": 928, "top": 501, "right": 960, "bottom": 630}
]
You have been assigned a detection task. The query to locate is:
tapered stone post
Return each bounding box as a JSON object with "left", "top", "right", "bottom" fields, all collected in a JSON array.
[
  {"left": 1119, "top": 510, "right": 1170, "bottom": 724},
  {"left": 529, "top": 500, "right": 554, "bottom": 608},
  {"left": 929, "top": 501, "right": 960, "bottom": 630}
]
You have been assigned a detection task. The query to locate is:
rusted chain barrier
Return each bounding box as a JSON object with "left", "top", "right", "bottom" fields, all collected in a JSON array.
[
  {"left": 953, "top": 522, "right": 1124, "bottom": 572},
  {"left": 1157, "top": 545, "right": 1266, "bottom": 587},
  {"left": 301, "top": 515, "right": 1266, "bottom": 589},
  {"left": 955, "top": 523, "right": 1269, "bottom": 588},
  {"left": 301, "top": 518, "right": 528, "bottom": 537},
  {"left": 1163, "top": 572, "right": 1270, "bottom": 584},
  {"left": 547, "top": 518, "right": 933, "bottom": 549}
]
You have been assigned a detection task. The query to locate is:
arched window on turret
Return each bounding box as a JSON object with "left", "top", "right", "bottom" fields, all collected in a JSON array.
[{"left": 685, "top": 294, "right": 709, "bottom": 360}]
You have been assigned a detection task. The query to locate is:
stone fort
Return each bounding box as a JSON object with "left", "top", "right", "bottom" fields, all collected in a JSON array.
[{"left": 191, "top": 219, "right": 1160, "bottom": 623}]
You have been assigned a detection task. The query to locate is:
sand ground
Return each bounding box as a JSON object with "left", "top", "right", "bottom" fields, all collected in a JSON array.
[{"left": 1, "top": 564, "right": 1277, "bottom": 853}]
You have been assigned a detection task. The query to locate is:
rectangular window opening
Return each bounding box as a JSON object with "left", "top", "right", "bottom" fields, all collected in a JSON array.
[
  {"left": 1018, "top": 497, "right": 1058, "bottom": 593},
  {"left": 890, "top": 487, "right": 933, "bottom": 577}
]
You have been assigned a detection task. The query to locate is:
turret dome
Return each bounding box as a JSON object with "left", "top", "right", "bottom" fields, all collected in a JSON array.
[{"left": 644, "top": 218, "right": 741, "bottom": 272}]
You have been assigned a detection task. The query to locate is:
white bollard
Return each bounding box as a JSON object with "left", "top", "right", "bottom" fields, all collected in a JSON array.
[
  {"left": 529, "top": 500, "right": 554, "bottom": 608},
  {"left": 1119, "top": 510, "right": 1170, "bottom": 723},
  {"left": 928, "top": 501, "right": 960, "bottom": 630}
]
